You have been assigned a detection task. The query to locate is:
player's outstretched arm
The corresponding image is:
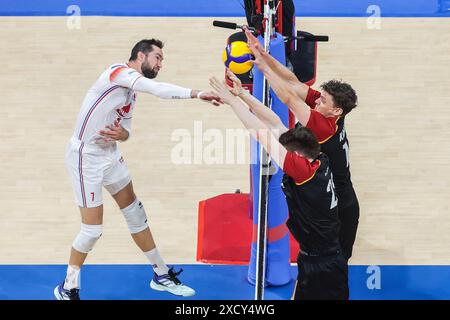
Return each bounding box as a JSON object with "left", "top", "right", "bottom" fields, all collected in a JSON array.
[
  {"left": 259, "top": 63, "right": 312, "bottom": 126},
  {"left": 244, "top": 27, "right": 309, "bottom": 102},
  {"left": 226, "top": 70, "right": 287, "bottom": 137},
  {"left": 209, "top": 76, "right": 287, "bottom": 167},
  {"left": 243, "top": 29, "right": 312, "bottom": 125},
  {"left": 133, "top": 77, "right": 222, "bottom": 105},
  {"left": 110, "top": 66, "right": 222, "bottom": 105}
]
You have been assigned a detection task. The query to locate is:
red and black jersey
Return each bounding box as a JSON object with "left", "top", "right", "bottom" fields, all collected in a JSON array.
[
  {"left": 300, "top": 88, "right": 352, "bottom": 191},
  {"left": 282, "top": 152, "right": 341, "bottom": 254}
]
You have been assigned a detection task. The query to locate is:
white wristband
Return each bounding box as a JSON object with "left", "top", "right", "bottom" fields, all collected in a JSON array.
[{"left": 197, "top": 91, "right": 204, "bottom": 99}]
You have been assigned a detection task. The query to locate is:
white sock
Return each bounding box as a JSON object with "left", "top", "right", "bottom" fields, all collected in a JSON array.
[
  {"left": 63, "top": 265, "right": 80, "bottom": 290},
  {"left": 144, "top": 248, "right": 169, "bottom": 276}
]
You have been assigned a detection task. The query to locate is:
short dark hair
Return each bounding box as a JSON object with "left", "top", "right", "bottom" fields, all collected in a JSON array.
[
  {"left": 279, "top": 126, "right": 320, "bottom": 159},
  {"left": 129, "top": 39, "right": 164, "bottom": 61},
  {"left": 321, "top": 79, "right": 358, "bottom": 115}
]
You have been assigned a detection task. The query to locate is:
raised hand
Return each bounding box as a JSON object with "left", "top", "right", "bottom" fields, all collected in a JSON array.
[
  {"left": 244, "top": 27, "right": 270, "bottom": 59},
  {"left": 197, "top": 91, "right": 223, "bottom": 106},
  {"left": 243, "top": 26, "right": 269, "bottom": 71},
  {"left": 226, "top": 69, "right": 245, "bottom": 96},
  {"left": 209, "top": 76, "right": 237, "bottom": 105},
  {"left": 243, "top": 26, "right": 261, "bottom": 52}
]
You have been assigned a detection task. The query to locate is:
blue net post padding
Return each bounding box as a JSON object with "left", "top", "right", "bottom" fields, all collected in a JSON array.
[{"left": 248, "top": 33, "right": 292, "bottom": 287}]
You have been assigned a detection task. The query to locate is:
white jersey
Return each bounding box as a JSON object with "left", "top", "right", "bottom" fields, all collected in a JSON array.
[{"left": 73, "top": 63, "right": 192, "bottom": 145}]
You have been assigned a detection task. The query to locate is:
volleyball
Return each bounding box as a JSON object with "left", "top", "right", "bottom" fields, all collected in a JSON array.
[{"left": 222, "top": 41, "right": 254, "bottom": 74}]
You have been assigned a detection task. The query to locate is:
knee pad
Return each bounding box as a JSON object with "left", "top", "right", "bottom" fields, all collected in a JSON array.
[
  {"left": 72, "top": 223, "right": 103, "bottom": 253},
  {"left": 121, "top": 198, "right": 148, "bottom": 234}
]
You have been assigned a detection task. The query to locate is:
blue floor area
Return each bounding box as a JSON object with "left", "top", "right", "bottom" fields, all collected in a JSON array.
[
  {"left": 0, "top": 0, "right": 449, "bottom": 17},
  {"left": 1, "top": 264, "right": 450, "bottom": 300}
]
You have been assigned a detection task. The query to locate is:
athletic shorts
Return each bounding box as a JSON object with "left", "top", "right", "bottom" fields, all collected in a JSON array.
[
  {"left": 65, "top": 137, "right": 131, "bottom": 208},
  {"left": 294, "top": 250, "right": 349, "bottom": 300}
]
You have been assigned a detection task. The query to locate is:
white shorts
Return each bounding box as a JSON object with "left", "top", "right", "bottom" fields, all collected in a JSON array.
[{"left": 65, "top": 137, "right": 132, "bottom": 208}]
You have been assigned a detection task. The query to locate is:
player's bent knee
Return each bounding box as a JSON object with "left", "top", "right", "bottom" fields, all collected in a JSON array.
[
  {"left": 121, "top": 198, "right": 148, "bottom": 234},
  {"left": 105, "top": 176, "right": 132, "bottom": 196},
  {"left": 72, "top": 223, "right": 103, "bottom": 253}
]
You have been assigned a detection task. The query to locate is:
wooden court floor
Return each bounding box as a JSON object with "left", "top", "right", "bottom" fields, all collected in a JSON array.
[{"left": 0, "top": 17, "right": 449, "bottom": 265}]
